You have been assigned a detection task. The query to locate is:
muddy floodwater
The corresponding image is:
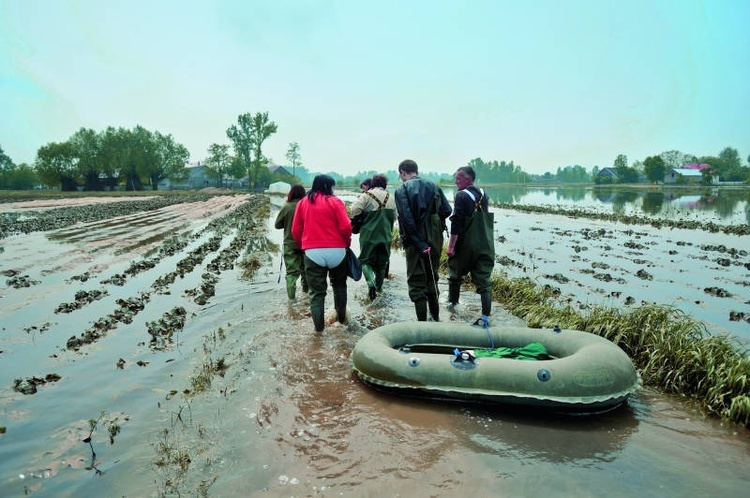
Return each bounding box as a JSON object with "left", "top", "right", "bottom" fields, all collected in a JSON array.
[{"left": 0, "top": 191, "right": 748, "bottom": 497}]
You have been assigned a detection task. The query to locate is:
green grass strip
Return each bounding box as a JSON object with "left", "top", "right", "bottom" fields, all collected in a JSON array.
[{"left": 491, "top": 272, "right": 750, "bottom": 428}]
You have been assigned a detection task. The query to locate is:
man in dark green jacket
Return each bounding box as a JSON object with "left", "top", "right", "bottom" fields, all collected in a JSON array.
[{"left": 394, "top": 159, "right": 452, "bottom": 321}]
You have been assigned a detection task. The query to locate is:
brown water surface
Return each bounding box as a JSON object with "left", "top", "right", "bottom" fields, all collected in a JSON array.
[{"left": 0, "top": 194, "right": 748, "bottom": 497}]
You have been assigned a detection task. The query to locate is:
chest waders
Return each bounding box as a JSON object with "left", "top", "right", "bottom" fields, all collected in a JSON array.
[
  {"left": 358, "top": 192, "right": 395, "bottom": 299},
  {"left": 413, "top": 192, "right": 446, "bottom": 321},
  {"left": 448, "top": 188, "right": 495, "bottom": 318}
]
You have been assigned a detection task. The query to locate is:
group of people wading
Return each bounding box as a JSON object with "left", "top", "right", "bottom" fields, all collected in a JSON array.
[{"left": 275, "top": 159, "right": 495, "bottom": 333}]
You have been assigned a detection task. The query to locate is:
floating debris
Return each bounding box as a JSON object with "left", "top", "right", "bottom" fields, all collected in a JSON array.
[
  {"left": 6, "top": 274, "right": 40, "bottom": 288},
  {"left": 13, "top": 374, "right": 62, "bottom": 395},
  {"left": 636, "top": 269, "right": 653, "bottom": 280},
  {"left": 704, "top": 287, "right": 732, "bottom": 298}
]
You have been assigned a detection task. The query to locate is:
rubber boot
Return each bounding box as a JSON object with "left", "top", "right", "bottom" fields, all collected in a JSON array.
[
  {"left": 448, "top": 281, "right": 461, "bottom": 307},
  {"left": 334, "top": 288, "right": 347, "bottom": 324},
  {"left": 481, "top": 292, "right": 492, "bottom": 317},
  {"left": 362, "top": 264, "right": 376, "bottom": 288},
  {"left": 427, "top": 294, "right": 440, "bottom": 322},
  {"left": 375, "top": 268, "right": 386, "bottom": 293},
  {"left": 311, "top": 307, "right": 325, "bottom": 332},
  {"left": 285, "top": 275, "right": 297, "bottom": 300},
  {"left": 414, "top": 300, "right": 428, "bottom": 321}
]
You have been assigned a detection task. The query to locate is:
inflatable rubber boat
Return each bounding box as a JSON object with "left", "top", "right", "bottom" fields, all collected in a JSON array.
[{"left": 350, "top": 321, "right": 640, "bottom": 413}]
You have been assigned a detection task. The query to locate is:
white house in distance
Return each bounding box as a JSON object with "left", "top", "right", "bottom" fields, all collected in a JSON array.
[{"left": 664, "top": 163, "right": 719, "bottom": 185}]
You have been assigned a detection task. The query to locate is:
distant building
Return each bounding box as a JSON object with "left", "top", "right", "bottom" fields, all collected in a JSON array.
[
  {"left": 664, "top": 166, "right": 718, "bottom": 185},
  {"left": 159, "top": 162, "right": 213, "bottom": 190},
  {"left": 159, "top": 162, "right": 292, "bottom": 190},
  {"left": 268, "top": 165, "right": 291, "bottom": 177},
  {"left": 596, "top": 167, "right": 619, "bottom": 182}
]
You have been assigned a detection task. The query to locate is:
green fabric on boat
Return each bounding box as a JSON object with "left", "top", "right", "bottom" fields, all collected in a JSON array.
[{"left": 474, "top": 342, "right": 551, "bottom": 360}]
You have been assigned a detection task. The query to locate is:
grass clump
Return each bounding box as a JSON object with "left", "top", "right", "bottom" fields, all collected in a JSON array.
[{"left": 491, "top": 271, "right": 750, "bottom": 428}]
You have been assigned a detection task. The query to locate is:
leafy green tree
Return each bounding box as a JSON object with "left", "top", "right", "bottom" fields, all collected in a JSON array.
[
  {"left": 613, "top": 154, "right": 628, "bottom": 173},
  {"left": 69, "top": 128, "right": 106, "bottom": 190},
  {"left": 99, "top": 127, "right": 129, "bottom": 189},
  {"left": 227, "top": 156, "right": 246, "bottom": 181},
  {"left": 205, "top": 143, "right": 232, "bottom": 188},
  {"left": 0, "top": 145, "right": 13, "bottom": 170},
  {"left": 35, "top": 141, "right": 78, "bottom": 190},
  {"left": 464, "top": 157, "right": 530, "bottom": 184},
  {"left": 148, "top": 132, "right": 189, "bottom": 190},
  {"left": 0, "top": 147, "right": 40, "bottom": 189},
  {"left": 555, "top": 165, "right": 590, "bottom": 183},
  {"left": 127, "top": 126, "right": 156, "bottom": 190},
  {"left": 719, "top": 147, "right": 741, "bottom": 170},
  {"left": 99, "top": 126, "right": 148, "bottom": 190},
  {"left": 612, "top": 154, "right": 640, "bottom": 183},
  {"left": 659, "top": 150, "right": 696, "bottom": 169},
  {"left": 643, "top": 155, "right": 666, "bottom": 183},
  {"left": 285, "top": 142, "right": 301, "bottom": 180},
  {"left": 7, "top": 163, "right": 39, "bottom": 189},
  {"left": 226, "top": 114, "right": 253, "bottom": 186},
  {"left": 227, "top": 112, "right": 278, "bottom": 189}
]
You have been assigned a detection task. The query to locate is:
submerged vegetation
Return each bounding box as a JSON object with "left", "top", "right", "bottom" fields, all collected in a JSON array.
[
  {"left": 490, "top": 272, "right": 750, "bottom": 428},
  {"left": 497, "top": 203, "right": 750, "bottom": 236}
]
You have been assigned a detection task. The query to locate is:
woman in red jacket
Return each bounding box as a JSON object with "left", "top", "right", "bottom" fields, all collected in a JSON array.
[{"left": 292, "top": 175, "right": 353, "bottom": 332}]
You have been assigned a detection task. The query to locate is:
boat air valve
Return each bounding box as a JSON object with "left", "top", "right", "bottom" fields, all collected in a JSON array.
[
  {"left": 408, "top": 357, "right": 421, "bottom": 367},
  {"left": 553, "top": 325, "right": 561, "bottom": 333},
  {"left": 453, "top": 348, "right": 475, "bottom": 363},
  {"left": 451, "top": 348, "right": 478, "bottom": 370},
  {"left": 537, "top": 369, "right": 551, "bottom": 382}
]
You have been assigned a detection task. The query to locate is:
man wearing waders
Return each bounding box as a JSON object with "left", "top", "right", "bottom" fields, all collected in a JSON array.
[
  {"left": 394, "top": 159, "right": 452, "bottom": 321},
  {"left": 350, "top": 174, "right": 396, "bottom": 300},
  {"left": 446, "top": 166, "right": 495, "bottom": 323}
]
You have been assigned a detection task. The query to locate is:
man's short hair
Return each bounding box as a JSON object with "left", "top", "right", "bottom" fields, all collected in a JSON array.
[
  {"left": 398, "top": 159, "right": 418, "bottom": 175},
  {"left": 457, "top": 166, "right": 476, "bottom": 181}
]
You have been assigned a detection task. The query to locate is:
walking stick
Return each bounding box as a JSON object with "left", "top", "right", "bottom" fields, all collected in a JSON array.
[
  {"left": 277, "top": 254, "right": 283, "bottom": 284},
  {"left": 424, "top": 247, "right": 440, "bottom": 298}
]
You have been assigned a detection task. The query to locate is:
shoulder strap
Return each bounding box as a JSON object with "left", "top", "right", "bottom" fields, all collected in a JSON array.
[
  {"left": 460, "top": 187, "right": 485, "bottom": 212},
  {"left": 474, "top": 188, "right": 485, "bottom": 212},
  {"left": 365, "top": 190, "right": 385, "bottom": 210}
]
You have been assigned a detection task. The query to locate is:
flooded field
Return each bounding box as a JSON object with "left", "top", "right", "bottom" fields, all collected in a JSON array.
[{"left": 0, "top": 191, "right": 748, "bottom": 497}]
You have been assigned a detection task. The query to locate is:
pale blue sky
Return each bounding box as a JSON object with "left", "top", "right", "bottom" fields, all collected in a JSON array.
[{"left": 1, "top": 0, "right": 748, "bottom": 175}]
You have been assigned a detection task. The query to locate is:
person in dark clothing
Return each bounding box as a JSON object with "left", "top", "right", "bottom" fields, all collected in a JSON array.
[
  {"left": 446, "top": 166, "right": 495, "bottom": 322},
  {"left": 394, "top": 159, "right": 452, "bottom": 321},
  {"left": 274, "top": 184, "right": 308, "bottom": 300}
]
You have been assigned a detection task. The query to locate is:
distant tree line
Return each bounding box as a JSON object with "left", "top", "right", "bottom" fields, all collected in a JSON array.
[
  {"left": 2, "top": 111, "right": 748, "bottom": 190},
  {"left": 597, "top": 147, "right": 749, "bottom": 185},
  {"left": 0, "top": 127, "right": 189, "bottom": 191}
]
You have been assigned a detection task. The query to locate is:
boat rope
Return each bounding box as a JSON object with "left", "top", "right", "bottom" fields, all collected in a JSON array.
[{"left": 482, "top": 316, "right": 494, "bottom": 348}]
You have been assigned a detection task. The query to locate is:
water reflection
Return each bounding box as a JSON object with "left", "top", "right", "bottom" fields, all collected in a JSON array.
[
  {"left": 381, "top": 397, "right": 641, "bottom": 465},
  {"left": 641, "top": 192, "right": 665, "bottom": 215},
  {"left": 465, "top": 402, "right": 639, "bottom": 465},
  {"left": 450, "top": 186, "right": 749, "bottom": 224}
]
